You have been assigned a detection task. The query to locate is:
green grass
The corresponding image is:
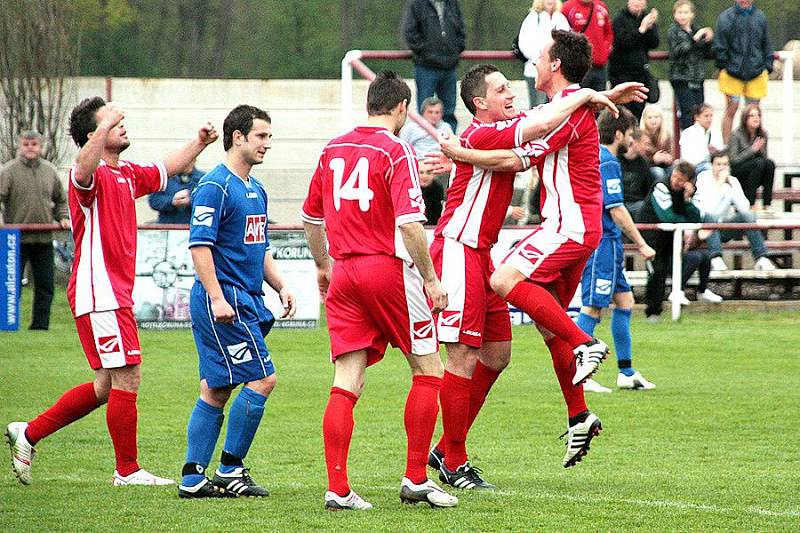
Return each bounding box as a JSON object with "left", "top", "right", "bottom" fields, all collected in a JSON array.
[{"left": 1, "top": 288, "right": 799, "bottom": 531}]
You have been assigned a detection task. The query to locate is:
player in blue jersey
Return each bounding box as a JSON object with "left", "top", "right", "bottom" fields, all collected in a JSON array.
[
  {"left": 178, "top": 105, "right": 296, "bottom": 498},
  {"left": 575, "top": 108, "right": 658, "bottom": 392}
]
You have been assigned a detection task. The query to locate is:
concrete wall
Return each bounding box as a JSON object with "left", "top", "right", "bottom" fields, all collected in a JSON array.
[{"left": 50, "top": 76, "right": 800, "bottom": 224}]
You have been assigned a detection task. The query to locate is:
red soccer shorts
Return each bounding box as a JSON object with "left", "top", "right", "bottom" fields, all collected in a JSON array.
[
  {"left": 430, "top": 237, "right": 512, "bottom": 348},
  {"left": 325, "top": 255, "right": 438, "bottom": 366},
  {"left": 502, "top": 227, "right": 595, "bottom": 307},
  {"left": 75, "top": 307, "right": 142, "bottom": 370}
]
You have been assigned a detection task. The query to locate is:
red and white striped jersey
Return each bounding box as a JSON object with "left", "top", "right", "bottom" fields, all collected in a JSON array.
[
  {"left": 301, "top": 126, "right": 426, "bottom": 262},
  {"left": 434, "top": 112, "right": 533, "bottom": 249},
  {"left": 67, "top": 160, "right": 167, "bottom": 317},
  {"left": 516, "top": 85, "right": 603, "bottom": 248}
]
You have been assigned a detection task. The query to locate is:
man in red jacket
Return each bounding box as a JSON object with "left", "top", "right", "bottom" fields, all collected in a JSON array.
[{"left": 562, "top": 0, "right": 614, "bottom": 91}]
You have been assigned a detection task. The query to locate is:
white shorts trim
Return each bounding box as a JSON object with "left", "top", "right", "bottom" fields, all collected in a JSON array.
[
  {"left": 503, "top": 227, "right": 568, "bottom": 279},
  {"left": 90, "top": 310, "right": 126, "bottom": 369},
  {"left": 402, "top": 262, "right": 437, "bottom": 356},
  {"left": 436, "top": 238, "right": 466, "bottom": 343}
]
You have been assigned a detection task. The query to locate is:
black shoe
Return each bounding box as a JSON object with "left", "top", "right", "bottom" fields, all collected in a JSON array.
[
  {"left": 178, "top": 477, "right": 236, "bottom": 498},
  {"left": 427, "top": 446, "right": 444, "bottom": 470},
  {"left": 438, "top": 461, "right": 496, "bottom": 490},
  {"left": 212, "top": 467, "right": 269, "bottom": 497}
]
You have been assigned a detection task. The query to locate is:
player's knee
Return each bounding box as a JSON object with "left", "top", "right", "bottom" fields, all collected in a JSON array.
[
  {"left": 489, "top": 271, "right": 512, "bottom": 298},
  {"left": 410, "top": 352, "right": 445, "bottom": 378},
  {"left": 247, "top": 374, "right": 277, "bottom": 397},
  {"left": 444, "top": 343, "right": 478, "bottom": 376},
  {"left": 109, "top": 364, "right": 141, "bottom": 392}
]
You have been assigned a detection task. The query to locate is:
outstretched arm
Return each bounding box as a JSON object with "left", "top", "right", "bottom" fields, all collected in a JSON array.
[
  {"left": 438, "top": 134, "right": 525, "bottom": 172},
  {"left": 520, "top": 88, "right": 619, "bottom": 142},
  {"left": 601, "top": 81, "right": 648, "bottom": 106},
  {"left": 163, "top": 122, "right": 218, "bottom": 176}
]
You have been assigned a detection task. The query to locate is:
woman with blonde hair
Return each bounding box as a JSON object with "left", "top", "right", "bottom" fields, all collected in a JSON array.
[
  {"left": 517, "top": 0, "right": 569, "bottom": 107},
  {"left": 639, "top": 104, "right": 674, "bottom": 180}
]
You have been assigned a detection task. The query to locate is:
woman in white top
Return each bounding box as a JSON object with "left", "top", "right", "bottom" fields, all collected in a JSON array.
[
  {"left": 517, "top": 0, "right": 570, "bottom": 107},
  {"left": 679, "top": 102, "right": 723, "bottom": 173}
]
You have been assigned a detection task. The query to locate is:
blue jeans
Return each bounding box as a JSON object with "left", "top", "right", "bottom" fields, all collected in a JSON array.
[
  {"left": 671, "top": 80, "right": 704, "bottom": 130},
  {"left": 414, "top": 64, "right": 458, "bottom": 132},
  {"left": 704, "top": 212, "right": 768, "bottom": 260}
]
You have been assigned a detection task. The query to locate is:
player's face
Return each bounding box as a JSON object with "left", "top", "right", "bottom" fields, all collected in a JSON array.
[
  {"left": 241, "top": 119, "right": 272, "bottom": 166},
  {"left": 18, "top": 137, "right": 42, "bottom": 161},
  {"left": 480, "top": 71, "right": 516, "bottom": 121},
  {"left": 673, "top": 4, "right": 694, "bottom": 26},
  {"left": 95, "top": 105, "right": 130, "bottom": 152},
  {"left": 422, "top": 103, "right": 443, "bottom": 125},
  {"left": 535, "top": 41, "right": 558, "bottom": 92}
]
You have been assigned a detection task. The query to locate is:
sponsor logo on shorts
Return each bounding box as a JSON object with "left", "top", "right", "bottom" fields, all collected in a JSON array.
[
  {"left": 244, "top": 214, "right": 267, "bottom": 244},
  {"left": 606, "top": 178, "right": 622, "bottom": 195},
  {"left": 127, "top": 349, "right": 141, "bottom": 356},
  {"left": 439, "top": 310, "right": 461, "bottom": 327},
  {"left": 96, "top": 335, "right": 120, "bottom": 355},
  {"left": 462, "top": 329, "right": 481, "bottom": 337},
  {"left": 227, "top": 342, "right": 253, "bottom": 364},
  {"left": 412, "top": 320, "right": 434, "bottom": 340},
  {"left": 519, "top": 243, "right": 544, "bottom": 261},
  {"left": 192, "top": 206, "right": 215, "bottom": 226},
  {"left": 595, "top": 278, "right": 612, "bottom": 295}
]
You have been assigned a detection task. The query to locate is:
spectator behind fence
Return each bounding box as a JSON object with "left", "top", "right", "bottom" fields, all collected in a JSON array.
[
  {"left": 517, "top": 0, "right": 570, "bottom": 107},
  {"left": 147, "top": 158, "right": 204, "bottom": 224},
  {"left": 0, "top": 130, "right": 70, "bottom": 330},
  {"left": 673, "top": 229, "right": 723, "bottom": 305},
  {"left": 727, "top": 103, "right": 775, "bottom": 215},
  {"left": 694, "top": 150, "right": 776, "bottom": 272},
  {"left": 399, "top": 96, "right": 454, "bottom": 159},
  {"left": 620, "top": 128, "right": 655, "bottom": 218},
  {"left": 713, "top": 0, "right": 773, "bottom": 143},
  {"left": 679, "top": 103, "right": 722, "bottom": 173},
  {"left": 608, "top": 0, "right": 660, "bottom": 120},
  {"left": 639, "top": 104, "right": 674, "bottom": 180},
  {"left": 403, "top": 0, "right": 466, "bottom": 132},
  {"left": 562, "top": 0, "right": 614, "bottom": 91},
  {"left": 418, "top": 158, "right": 445, "bottom": 225},
  {"left": 636, "top": 160, "right": 700, "bottom": 321},
  {"left": 668, "top": 0, "right": 714, "bottom": 130}
]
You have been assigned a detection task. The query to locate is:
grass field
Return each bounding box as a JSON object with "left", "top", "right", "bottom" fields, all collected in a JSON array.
[{"left": 1, "top": 289, "right": 799, "bottom": 531}]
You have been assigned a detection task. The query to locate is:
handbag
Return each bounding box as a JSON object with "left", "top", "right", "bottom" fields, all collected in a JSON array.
[
  {"left": 643, "top": 64, "right": 660, "bottom": 103},
  {"left": 511, "top": 34, "right": 526, "bottom": 62}
]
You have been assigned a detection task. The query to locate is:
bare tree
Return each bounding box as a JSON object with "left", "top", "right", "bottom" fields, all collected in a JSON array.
[{"left": 0, "top": 0, "right": 80, "bottom": 165}]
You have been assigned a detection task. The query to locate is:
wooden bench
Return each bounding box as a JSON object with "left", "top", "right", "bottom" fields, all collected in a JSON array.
[
  {"left": 624, "top": 240, "right": 800, "bottom": 269},
  {"left": 625, "top": 268, "right": 800, "bottom": 298}
]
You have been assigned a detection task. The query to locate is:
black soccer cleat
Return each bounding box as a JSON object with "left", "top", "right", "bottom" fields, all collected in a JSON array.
[
  {"left": 178, "top": 477, "right": 237, "bottom": 499},
  {"left": 427, "top": 446, "right": 444, "bottom": 471},
  {"left": 438, "top": 461, "right": 496, "bottom": 490},
  {"left": 212, "top": 467, "right": 269, "bottom": 497}
]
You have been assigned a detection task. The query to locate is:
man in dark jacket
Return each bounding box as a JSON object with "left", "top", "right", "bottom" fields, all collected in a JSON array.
[
  {"left": 713, "top": 0, "right": 773, "bottom": 142},
  {"left": 147, "top": 159, "right": 204, "bottom": 224},
  {"left": 403, "top": 0, "right": 466, "bottom": 132},
  {"left": 608, "top": 0, "right": 659, "bottom": 120}
]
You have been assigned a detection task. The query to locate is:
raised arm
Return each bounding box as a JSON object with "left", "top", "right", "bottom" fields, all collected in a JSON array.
[
  {"left": 73, "top": 104, "right": 124, "bottom": 187},
  {"left": 398, "top": 221, "right": 447, "bottom": 314},
  {"left": 520, "top": 88, "right": 618, "bottom": 142},
  {"left": 162, "top": 122, "right": 218, "bottom": 176}
]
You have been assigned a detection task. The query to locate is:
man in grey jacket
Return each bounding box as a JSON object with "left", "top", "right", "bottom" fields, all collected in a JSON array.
[
  {"left": 713, "top": 0, "right": 773, "bottom": 142},
  {"left": 403, "top": 0, "right": 466, "bottom": 132}
]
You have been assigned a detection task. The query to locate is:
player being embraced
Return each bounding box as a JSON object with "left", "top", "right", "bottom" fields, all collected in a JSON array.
[
  {"left": 437, "top": 30, "right": 647, "bottom": 468},
  {"left": 302, "top": 72, "right": 458, "bottom": 511},
  {"left": 6, "top": 97, "right": 217, "bottom": 486},
  {"left": 576, "top": 109, "right": 657, "bottom": 393},
  {"left": 178, "top": 105, "right": 296, "bottom": 498}
]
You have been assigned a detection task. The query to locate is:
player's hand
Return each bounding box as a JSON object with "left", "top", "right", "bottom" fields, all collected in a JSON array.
[
  {"left": 210, "top": 297, "right": 235, "bottom": 323},
  {"left": 604, "top": 82, "right": 648, "bottom": 105},
  {"left": 438, "top": 132, "right": 462, "bottom": 161},
  {"left": 587, "top": 91, "right": 619, "bottom": 118},
  {"left": 638, "top": 242, "right": 656, "bottom": 261},
  {"left": 424, "top": 278, "right": 448, "bottom": 314},
  {"left": 172, "top": 189, "right": 190, "bottom": 207},
  {"left": 509, "top": 206, "right": 525, "bottom": 221},
  {"left": 59, "top": 218, "right": 71, "bottom": 230},
  {"left": 198, "top": 122, "right": 219, "bottom": 145},
  {"left": 423, "top": 152, "right": 453, "bottom": 175},
  {"left": 683, "top": 180, "right": 696, "bottom": 200},
  {"left": 277, "top": 287, "right": 296, "bottom": 318},
  {"left": 316, "top": 266, "right": 331, "bottom": 302},
  {"left": 98, "top": 103, "right": 125, "bottom": 131}
]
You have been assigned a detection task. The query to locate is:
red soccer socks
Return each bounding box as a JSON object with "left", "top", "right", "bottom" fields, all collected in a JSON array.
[
  {"left": 546, "top": 337, "right": 588, "bottom": 418},
  {"left": 506, "top": 281, "right": 591, "bottom": 348},
  {"left": 439, "top": 371, "right": 471, "bottom": 471},
  {"left": 106, "top": 389, "right": 140, "bottom": 477},
  {"left": 323, "top": 387, "right": 358, "bottom": 497},
  {"left": 404, "top": 375, "right": 442, "bottom": 484},
  {"left": 25, "top": 382, "right": 100, "bottom": 445},
  {"left": 466, "top": 360, "right": 501, "bottom": 431}
]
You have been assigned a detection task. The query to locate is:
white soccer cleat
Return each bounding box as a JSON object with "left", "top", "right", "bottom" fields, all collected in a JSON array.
[
  {"left": 698, "top": 288, "right": 723, "bottom": 303},
  {"left": 710, "top": 257, "right": 728, "bottom": 271},
  {"left": 669, "top": 290, "right": 691, "bottom": 306},
  {"left": 400, "top": 477, "right": 458, "bottom": 508},
  {"left": 573, "top": 339, "right": 609, "bottom": 385},
  {"left": 324, "top": 490, "right": 373, "bottom": 511},
  {"left": 617, "top": 371, "right": 656, "bottom": 390},
  {"left": 561, "top": 413, "right": 602, "bottom": 468},
  {"left": 755, "top": 256, "right": 776, "bottom": 271},
  {"left": 5, "top": 422, "right": 35, "bottom": 485},
  {"left": 582, "top": 378, "right": 613, "bottom": 393},
  {"left": 113, "top": 468, "right": 174, "bottom": 486}
]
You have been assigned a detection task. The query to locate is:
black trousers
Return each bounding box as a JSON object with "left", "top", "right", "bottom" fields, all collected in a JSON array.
[
  {"left": 21, "top": 243, "right": 54, "bottom": 329},
  {"left": 642, "top": 229, "right": 673, "bottom": 317},
  {"left": 731, "top": 157, "right": 775, "bottom": 206}
]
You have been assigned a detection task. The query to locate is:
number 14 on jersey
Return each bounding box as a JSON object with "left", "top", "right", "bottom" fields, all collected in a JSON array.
[{"left": 330, "top": 157, "right": 374, "bottom": 212}]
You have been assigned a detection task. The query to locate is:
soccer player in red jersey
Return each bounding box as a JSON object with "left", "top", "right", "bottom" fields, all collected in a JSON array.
[
  {"left": 302, "top": 72, "right": 458, "bottom": 511},
  {"left": 440, "top": 30, "right": 647, "bottom": 468},
  {"left": 5, "top": 97, "right": 218, "bottom": 486}
]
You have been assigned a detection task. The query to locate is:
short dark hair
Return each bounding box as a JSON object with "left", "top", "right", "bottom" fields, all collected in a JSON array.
[
  {"left": 366, "top": 71, "right": 411, "bottom": 116},
  {"left": 69, "top": 96, "right": 106, "bottom": 147},
  {"left": 549, "top": 30, "right": 592, "bottom": 84},
  {"left": 692, "top": 102, "right": 713, "bottom": 117},
  {"left": 460, "top": 64, "right": 500, "bottom": 115},
  {"left": 710, "top": 149, "right": 729, "bottom": 163},
  {"left": 597, "top": 107, "right": 637, "bottom": 145},
  {"left": 223, "top": 105, "right": 271, "bottom": 151},
  {"left": 672, "top": 159, "right": 696, "bottom": 182}
]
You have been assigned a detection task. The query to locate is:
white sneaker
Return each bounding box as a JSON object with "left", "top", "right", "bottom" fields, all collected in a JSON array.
[
  {"left": 572, "top": 339, "right": 609, "bottom": 385},
  {"left": 617, "top": 371, "right": 656, "bottom": 390},
  {"left": 755, "top": 256, "right": 776, "bottom": 271},
  {"left": 698, "top": 289, "right": 723, "bottom": 303},
  {"left": 5, "top": 422, "right": 35, "bottom": 485},
  {"left": 325, "top": 490, "right": 373, "bottom": 511},
  {"left": 561, "top": 413, "right": 602, "bottom": 468},
  {"left": 113, "top": 468, "right": 174, "bottom": 486},
  {"left": 710, "top": 257, "right": 728, "bottom": 271},
  {"left": 669, "top": 291, "right": 691, "bottom": 306},
  {"left": 582, "top": 378, "right": 613, "bottom": 393},
  {"left": 400, "top": 477, "right": 458, "bottom": 508}
]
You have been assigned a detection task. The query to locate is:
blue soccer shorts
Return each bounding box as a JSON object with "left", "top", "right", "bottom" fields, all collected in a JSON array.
[
  {"left": 190, "top": 281, "right": 275, "bottom": 388},
  {"left": 580, "top": 237, "right": 631, "bottom": 308}
]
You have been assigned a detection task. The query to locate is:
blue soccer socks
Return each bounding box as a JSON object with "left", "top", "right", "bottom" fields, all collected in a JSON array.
[
  {"left": 220, "top": 387, "right": 267, "bottom": 471},
  {"left": 183, "top": 398, "right": 224, "bottom": 487},
  {"left": 612, "top": 308, "right": 635, "bottom": 376},
  {"left": 576, "top": 312, "right": 601, "bottom": 337}
]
